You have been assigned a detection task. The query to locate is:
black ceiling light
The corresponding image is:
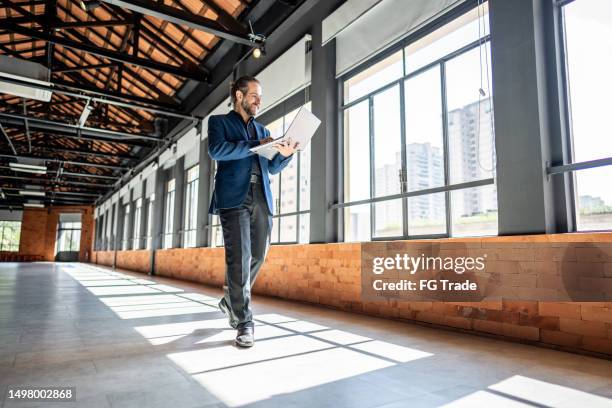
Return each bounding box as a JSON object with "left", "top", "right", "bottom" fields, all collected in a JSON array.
[{"left": 79, "top": 0, "right": 102, "bottom": 12}]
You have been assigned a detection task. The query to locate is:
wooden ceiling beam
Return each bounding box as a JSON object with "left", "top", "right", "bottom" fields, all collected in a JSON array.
[{"left": 0, "top": 20, "right": 209, "bottom": 81}]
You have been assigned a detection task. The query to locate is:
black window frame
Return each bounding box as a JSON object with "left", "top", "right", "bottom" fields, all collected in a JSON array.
[{"left": 337, "top": 0, "right": 497, "bottom": 242}]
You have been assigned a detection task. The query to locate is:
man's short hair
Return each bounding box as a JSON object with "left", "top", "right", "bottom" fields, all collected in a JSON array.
[{"left": 230, "top": 76, "right": 260, "bottom": 105}]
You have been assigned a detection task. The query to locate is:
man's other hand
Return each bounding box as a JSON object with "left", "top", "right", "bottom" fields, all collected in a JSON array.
[
  {"left": 274, "top": 138, "right": 299, "bottom": 157},
  {"left": 259, "top": 137, "right": 274, "bottom": 145}
]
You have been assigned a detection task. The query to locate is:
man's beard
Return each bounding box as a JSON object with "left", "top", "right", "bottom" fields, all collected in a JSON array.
[{"left": 241, "top": 99, "right": 257, "bottom": 116}]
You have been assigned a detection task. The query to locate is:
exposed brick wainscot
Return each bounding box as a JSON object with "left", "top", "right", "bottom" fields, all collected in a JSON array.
[{"left": 92, "top": 233, "right": 612, "bottom": 357}]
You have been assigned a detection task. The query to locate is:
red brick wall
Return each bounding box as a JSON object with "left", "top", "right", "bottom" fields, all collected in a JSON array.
[
  {"left": 92, "top": 233, "right": 612, "bottom": 356},
  {"left": 93, "top": 251, "right": 114, "bottom": 267},
  {"left": 116, "top": 250, "right": 151, "bottom": 274},
  {"left": 19, "top": 209, "right": 47, "bottom": 258},
  {"left": 19, "top": 206, "right": 93, "bottom": 262}
]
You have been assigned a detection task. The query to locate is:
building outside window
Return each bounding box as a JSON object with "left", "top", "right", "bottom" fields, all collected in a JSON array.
[
  {"left": 133, "top": 198, "right": 142, "bottom": 249},
  {"left": 0, "top": 221, "right": 21, "bottom": 251},
  {"left": 164, "top": 179, "right": 175, "bottom": 249},
  {"left": 184, "top": 165, "right": 199, "bottom": 247},
  {"left": 57, "top": 221, "right": 81, "bottom": 252},
  {"left": 342, "top": 3, "right": 497, "bottom": 242},
  {"left": 559, "top": 0, "right": 612, "bottom": 231}
]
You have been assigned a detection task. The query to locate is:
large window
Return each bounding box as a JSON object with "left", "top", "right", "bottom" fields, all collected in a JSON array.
[
  {"left": 146, "top": 194, "right": 155, "bottom": 250},
  {"left": 57, "top": 221, "right": 81, "bottom": 252},
  {"left": 342, "top": 3, "right": 497, "bottom": 241},
  {"left": 163, "top": 179, "right": 175, "bottom": 249},
  {"left": 122, "top": 204, "right": 130, "bottom": 250},
  {"left": 560, "top": 0, "right": 612, "bottom": 231},
  {"left": 209, "top": 161, "right": 223, "bottom": 248},
  {"left": 184, "top": 165, "right": 199, "bottom": 248},
  {"left": 133, "top": 198, "right": 142, "bottom": 249},
  {"left": 266, "top": 103, "right": 312, "bottom": 244},
  {"left": 0, "top": 221, "right": 21, "bottom": 251}
]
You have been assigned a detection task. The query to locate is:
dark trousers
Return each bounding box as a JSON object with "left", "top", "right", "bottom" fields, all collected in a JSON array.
[{"left": 218, "top": 179, "right": 271, "bottom": 329}]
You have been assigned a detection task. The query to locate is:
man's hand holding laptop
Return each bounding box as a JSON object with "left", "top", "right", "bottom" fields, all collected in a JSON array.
[{"left": 258, "top": 137, "right": 299, "bottom": 157}]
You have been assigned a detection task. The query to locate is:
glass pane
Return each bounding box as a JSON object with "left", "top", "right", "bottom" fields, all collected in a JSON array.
[
  {"left": 72, "top": 230, "right": 81, "bottom": 251},
  {"left": 408, "top": 192, "right": 446, "bottom": 236},
  {"left": 373, "top": 85, "right": 402, "bottom": 198},
  {"left": 123, "top": 210, "right": 129, "bottom": 249},
  {"left": 164, "top": 234, "right": 172, "bottom": 249},
  {"left": 212, "top": 226, "right": 223, "bottom": 247},
  {"left": 271, "top": 216, "right": 279, "bottom": 244},
  {"left": 267, "top": 117, "right": 284, "bottom": 139},
  {"left": 164, "top": 190, "right": 175, "bottom": 248},
  {"left": 184, "top": 179, "right": 198, "bottom": 231},
  {"left": 187, "top": 165, "right": 199, "bottom": 182},
  {"left": 404, "top": 4, "right": 490, "bottom": 75},
  {"left": 284, "top": 107, "right": 300, "bottom": 132},
  {"left": 165, "top": 191, "right": 174, "bottom": 234},
  {"left": 57, "top": 230, "right": 67, "bottom": 252},
  {"left": 451, "top": 184, "right": 498, "bottom": 237},
  {"left": 269, "top": 173, "right": 280, "bottom": 213},
  {"left": 405, "top": 66, "right": 445, "bottom": 191},
  {"left": 184, "top": 230, "right": 196, "bottom": 248},
  {"left": 146, "top": 201, "right": 154, "bottom": 250},
  {"left": 0, "top": 221, "right": 21, "bottom": 251},
  {"left": 211, "top": 215, "right": 223, "bottom": 248},
  {"left": 575, "top": 166, "right": 612, "bottom": 231},
  {"left": 133, "top": 206, "right": 141, "bottom": 249},
  {"left": 344, "top": 101, "right": 370, "bottom": 202},
  {"left": 279, "top": 215, "right": 297, "bottom": 243},
  {"left": 344, "top": 50, "right": 403, "bottom": 104},
  {"left": 564, "top": 0, "right": 612, "bottom": 162},
  {"left": 446, "top": 46, "right": 495, "bottom": 184},
  {"left": 374, "top": 199, "right": 402, "bottom": 238},
  {"left": 299, "top": 144, "right": 311, "bottom": 211},
  {"left": 280, "top": 155, "right": 298, "bottom": 214},
  {"left": 299, "top": 213, "right": 309, "bottom": 244},
  {"left": 344, "top": 204, "right": 371, "bottom": 242},
  {"left": 192, "top": 181, "right": 199, "bottom": 228}
]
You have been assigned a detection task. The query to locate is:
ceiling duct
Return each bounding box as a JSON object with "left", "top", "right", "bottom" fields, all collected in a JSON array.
[{"left": 0, "top": 55, "right": 53, "bottom": 102}]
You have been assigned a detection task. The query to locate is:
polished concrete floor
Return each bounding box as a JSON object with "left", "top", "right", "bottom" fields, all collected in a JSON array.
[{"left": 0, "top": 262, "right": 611, "bottom": 408}]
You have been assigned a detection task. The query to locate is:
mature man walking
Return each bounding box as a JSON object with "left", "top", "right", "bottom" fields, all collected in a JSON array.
[{"left": 208, "top": 76, "right": 298, "bottom": 347}]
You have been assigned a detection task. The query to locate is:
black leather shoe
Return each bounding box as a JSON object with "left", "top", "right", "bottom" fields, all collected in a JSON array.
[{"left": 235, "top": 326, "right": 254, "bottom": 347}]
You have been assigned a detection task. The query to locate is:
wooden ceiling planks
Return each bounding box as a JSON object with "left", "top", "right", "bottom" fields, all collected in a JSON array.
[{"left": 0, "top": 0, "right": 250, "bottom": 205}]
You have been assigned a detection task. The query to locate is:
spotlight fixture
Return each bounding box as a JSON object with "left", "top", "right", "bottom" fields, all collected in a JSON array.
[
  {"left": 0, "top": 188, "right": 5, "bottom": 200},
  {"left": 78, "top": 99, "right": 93, "bottom": 127},
  {"left": 9, "top": 162, "right": 47, "bottom": 174},
  {"left": 19, "top": 190, "right": 46, "bottom": 197},
  {"left": 252, "top": 46, "right": 265, "bottom": 59},
  {"left": 79, "top": 0, "right": 101, "bottom": 12}
]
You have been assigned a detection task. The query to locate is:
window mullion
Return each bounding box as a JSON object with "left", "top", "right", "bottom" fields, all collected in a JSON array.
[
  {"left": 399, "top": 78, "right": 409, "bottom": 238},
  {"left": 369, "top": 95, "right": 375, "bottom": 241},
  {"left": 440, "top": 61, "right": 452, "bottom": 238},
  {"left": 296, "top": 150, "right": 301, "bottom": 243}
]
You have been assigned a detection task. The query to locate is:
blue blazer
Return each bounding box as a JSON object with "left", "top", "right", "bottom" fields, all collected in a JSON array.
[{"left": 208, "top": 110, "right": 293, "bottom": 215}]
